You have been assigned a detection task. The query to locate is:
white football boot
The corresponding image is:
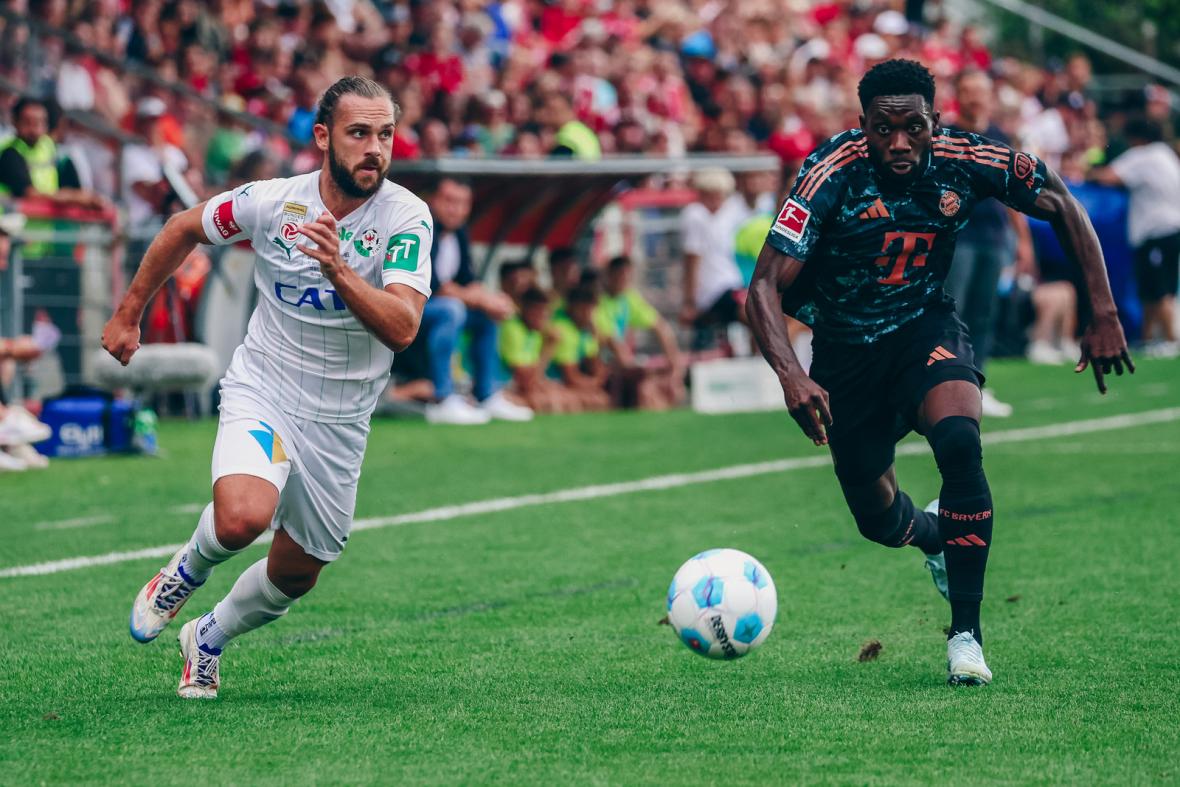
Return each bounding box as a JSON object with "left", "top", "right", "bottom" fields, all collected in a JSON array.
[
  {"left": 129, "top": 547, "right": 201, "bottom": 643},
  {"left": 923, "top": 499, "right": 949, "bottom": 601},
  {"left": 947, "top": 630, "right": 992, "bottom": 686},
  {"left": 177, "top": 619, "right": 220, "bottom": 699}
]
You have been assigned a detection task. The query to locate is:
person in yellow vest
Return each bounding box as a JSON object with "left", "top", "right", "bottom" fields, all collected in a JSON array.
[
  {"left": 498, "top": 287, "right": 581, "bottom": 413},
  {"left": 0, "top": 97, "right": 106, "bottom": 209},
  {"left": 1, "top": 97, "right": 107, "bottom": 390},
  {"left": 594, "top": 255, "right": 686, "bottom": 409},
  {"left": 538, "top": 93, "right": 601, "bottom": 160},
  {"left": 551, "top": 284, "right": 610, "bottom": 410}
]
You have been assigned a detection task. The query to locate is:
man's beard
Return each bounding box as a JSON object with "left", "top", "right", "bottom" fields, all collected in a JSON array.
[{"left": 328, "top": 143, "right": 388, "bottom": 198}]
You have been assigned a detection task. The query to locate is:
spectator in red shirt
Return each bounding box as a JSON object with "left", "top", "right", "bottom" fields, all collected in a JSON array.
[{"left": 405, "top": 26, "right": 465, "bottom": 105}]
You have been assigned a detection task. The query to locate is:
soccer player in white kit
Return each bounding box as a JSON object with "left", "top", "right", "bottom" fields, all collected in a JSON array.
[{"left": 102, "top": 77, "right": 432, "bottom": 699}]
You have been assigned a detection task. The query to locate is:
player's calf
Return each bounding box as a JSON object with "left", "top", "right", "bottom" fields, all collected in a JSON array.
[
  {"left": 179, "top": 556, "right": 297, "bottom": 699},
  {"left": 852, "top": 490, "right": 941, "bottom": 553},
  {"left": 929, "top": 416, "right": 993, "bottom": 644}
]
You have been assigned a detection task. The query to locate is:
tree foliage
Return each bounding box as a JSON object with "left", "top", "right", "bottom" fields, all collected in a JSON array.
[{"left": 987, "top": 0, "right": 1180, "bottom": 75}]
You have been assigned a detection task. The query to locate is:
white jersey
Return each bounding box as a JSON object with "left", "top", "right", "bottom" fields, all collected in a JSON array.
[{"left": 201, "top": 171, "right": 433, "bottom": 423}]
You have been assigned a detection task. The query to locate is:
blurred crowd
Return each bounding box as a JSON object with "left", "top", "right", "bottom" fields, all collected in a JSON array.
[
  {"left": 6, "top": 0, "right": 1175, "bottom": 192},
  {"left": 1, "top": 0, "right": 1178, "bottom": 452}
]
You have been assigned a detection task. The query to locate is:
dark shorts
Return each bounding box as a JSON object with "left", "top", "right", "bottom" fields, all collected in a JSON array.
[
  {"left": 809, "top": 306, "right": 984, "bottom": 486},
  {"left": 694, "top": 289, "right": 745, "bottom": 327},
  {"left": 1134, "top": 232, "right": 1180, "bottom": 303}
]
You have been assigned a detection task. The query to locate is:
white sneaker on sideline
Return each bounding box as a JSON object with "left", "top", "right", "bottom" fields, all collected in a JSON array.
[
  {"left": 9, "top": 406, "right": 51, "bottom": 440},
  {"left": 980, "top": 389, "right": 1013, "bottom": 418},
  {"left": 1060, "top": 340, "right": 1082, "bottom": 364},
  {"left": 177, "top": 619, "right": 220, "bottom": 699},
  {"left": 130, "top": 547, "right": 202, "bottom": 643},
  {"left": 947, "top": 631, "right": 992, "bottom": 686},
  {"left": 0, "top": 448, "right": 28, "bottom": 472},
  {"left": 480, "top": 391, "right": 534, "bottom": 422},
  {"left": 1026, "top": 340, "right": 1065, "bottom": 365},
  {"left": 425, "top": 394, "right": 492, "bottom": 425},
  {"left": 0, "top": 410, "right": 51, "bottom": 446},
  {"left": 1145, "top": 341, "right": 1180, "bottom": 359},
  {"left": 5, "top": 443, "right": 48, "bottom": 469}
]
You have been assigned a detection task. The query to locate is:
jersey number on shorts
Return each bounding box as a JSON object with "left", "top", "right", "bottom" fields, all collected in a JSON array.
[{"left": 875, "top": 231, "right": 937, "bottom": 285}]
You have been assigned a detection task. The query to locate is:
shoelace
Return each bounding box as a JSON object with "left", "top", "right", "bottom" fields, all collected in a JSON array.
[
  {"left": 192, "top": 647, "right": 218, "bottom": 687},
  {"left": 153, "top": 572, "right": 195, "bottom": 613},
  {"left": 949, "top": 633, "right": 982, "bottom": 661}
]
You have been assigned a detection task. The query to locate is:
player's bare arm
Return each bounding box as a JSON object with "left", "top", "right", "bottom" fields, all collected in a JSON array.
[
  {"left": 297, "top": 211, "right": 426, "bottom": 352},
  {"left": 1022, "top": 166, "right": 1134, "bottom": 392},
  {"left": 748, "top": 243, "right": 832, "bottom": 445},
  {"left": 101, "top": 202, "right": 210, "bottom": 366}
]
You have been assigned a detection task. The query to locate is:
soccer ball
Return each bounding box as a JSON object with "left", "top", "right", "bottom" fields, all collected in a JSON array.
[{"left": 666, "top": 548, "right": 777, "bottom": 659}]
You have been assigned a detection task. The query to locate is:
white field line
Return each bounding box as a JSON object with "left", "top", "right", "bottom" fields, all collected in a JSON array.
[
  {"left": 29, "top": 502, "right": 206, "bottom": 534},
  {"left": 3, "top": 406, "right": 1178, "bottom": 580},
  {"left": 32, "top": 515, "right": 114, "bottom": 532}
]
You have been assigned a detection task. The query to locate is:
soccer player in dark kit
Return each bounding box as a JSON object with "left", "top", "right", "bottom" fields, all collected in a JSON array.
[{"left": 748, "top": 60, "right": 1134, "bottom": 685}]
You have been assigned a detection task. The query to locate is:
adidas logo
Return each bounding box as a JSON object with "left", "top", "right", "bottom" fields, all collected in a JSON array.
[
  {"left": 947, "top": 534, "right": 988, "bottom": 547},
  {"left": 927, "top": 345, "right": 957, "bottom": 366},
  {"left": 858, "top": 198, "right": 889, "bottom": 220}
]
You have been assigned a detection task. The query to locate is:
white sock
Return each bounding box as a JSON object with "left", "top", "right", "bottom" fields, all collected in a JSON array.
[
  {"left": 177, "top": 503, "right": 240, "bottom": 585},
  {"left": 197, "top": 558, "right": 295, "bottom": 652}
]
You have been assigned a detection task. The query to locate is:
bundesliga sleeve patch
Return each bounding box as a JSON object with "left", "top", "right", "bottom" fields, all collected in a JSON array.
[
  {"left": 212, "top": 199, "right": 241, "bottom": 240},
  {"left": 771, "top": 199, "right": 810, "bottom": 243}
]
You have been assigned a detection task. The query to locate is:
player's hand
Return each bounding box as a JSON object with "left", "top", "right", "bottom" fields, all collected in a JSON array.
[
  {"left": 780, "top": 372, "right": 832, "bottom": 446},
  {"left": 1075, "top": 313, "right": 1134, "bottom": 394},
  {"left": 101, "top": 314, "right": 141, "bottom": 366},
  {"left": 297, "top": 212, "right": 345, "bottom": 278},
  {"left": 678, "top": 305, "right": 698, "bottom": 327}
]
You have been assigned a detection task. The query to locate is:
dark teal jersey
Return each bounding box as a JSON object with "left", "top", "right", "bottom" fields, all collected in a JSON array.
[{"left": 766, "top": 128, "right": 1048, "bottom": 344}]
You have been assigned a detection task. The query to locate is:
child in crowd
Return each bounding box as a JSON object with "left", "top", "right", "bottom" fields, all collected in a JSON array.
[
  {"left": 594, "top": 255, "right": 686, "bottom": 409},
  {"left": 552, "top": 285, "right": 611, "bottom": 411},
  {"left": 498, "top": 287, "right": 578, "bottom": 413}
]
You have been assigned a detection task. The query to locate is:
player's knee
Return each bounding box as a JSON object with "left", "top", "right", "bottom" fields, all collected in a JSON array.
[
  {"left": 214, "top": 499, "right": 273, "bottom": 549},
  {"left": 853, "top": 495, "right": 911, "bottom": 548},
  {"left": 270, "top": 569, "right": 319, "bottom": 599},
  {"left": 928, "top": 415, "right": 982, "bottom": 478}
]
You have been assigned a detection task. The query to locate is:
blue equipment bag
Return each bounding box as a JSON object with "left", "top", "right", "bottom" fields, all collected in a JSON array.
[{"left": 36, "top": 395, "right": 137, "bottom": 458}]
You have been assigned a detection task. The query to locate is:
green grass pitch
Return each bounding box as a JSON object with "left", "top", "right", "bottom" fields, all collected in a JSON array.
[{"left": 2, "top": 359, "right": 1178, "bottom": 784}]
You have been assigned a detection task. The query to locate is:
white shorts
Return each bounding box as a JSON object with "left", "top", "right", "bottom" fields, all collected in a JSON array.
[{"left": 211, "top": 384, "right": 369, "bottom": 562}]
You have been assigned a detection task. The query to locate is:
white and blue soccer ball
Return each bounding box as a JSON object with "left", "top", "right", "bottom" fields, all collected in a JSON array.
[{"left": 666, "top": 548, "right": 777, "bottom": 659}]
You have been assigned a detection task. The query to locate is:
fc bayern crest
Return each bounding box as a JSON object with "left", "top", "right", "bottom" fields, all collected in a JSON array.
[
  {"left": 939, "top": 190, "right": 961, "bottom": 217},
  {"left": 353, "top": 228, "right": 381, "bottom": 257}
]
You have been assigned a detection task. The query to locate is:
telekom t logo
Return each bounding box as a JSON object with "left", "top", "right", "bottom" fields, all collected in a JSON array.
[
  {"left": 875, "top": 231, "right": 937, "bottom": 285},
  {"left": 389, "top": 238, "right": 416, "bottom": 261},
  {"left": 383, "top": 233, "right": 421, "bottom": 272}
]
